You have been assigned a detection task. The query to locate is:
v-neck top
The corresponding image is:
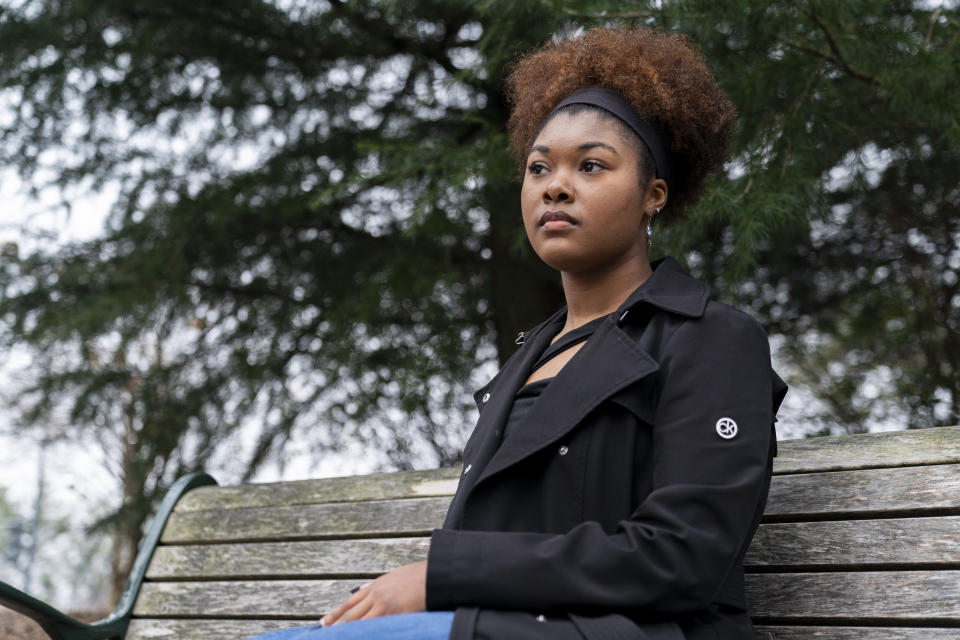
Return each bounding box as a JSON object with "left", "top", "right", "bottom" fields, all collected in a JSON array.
[
  {"left": 529, "top": 316, "right": 605, "bottom": 375},
  {"left": 500, "top": 316, "right": 606, "bottom": 444}
]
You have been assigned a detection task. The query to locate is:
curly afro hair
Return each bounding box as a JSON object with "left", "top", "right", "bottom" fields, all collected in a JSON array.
[{"left": 506, "top": 26, "right": 736, "bottom": 223}]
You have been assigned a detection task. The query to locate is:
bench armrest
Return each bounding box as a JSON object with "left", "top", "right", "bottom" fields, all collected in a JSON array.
[{"left": 0, "top": 472, "right": 217, "bottom": 640}]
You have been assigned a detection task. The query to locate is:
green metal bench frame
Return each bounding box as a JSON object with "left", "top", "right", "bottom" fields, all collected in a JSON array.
[{"left": 0, "top": 473, "right": 217, "bottom": 640}]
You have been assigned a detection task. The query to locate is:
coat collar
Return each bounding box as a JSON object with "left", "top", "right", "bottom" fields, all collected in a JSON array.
[
  {"left": 492, "top": 255, "right": 709, "bottom": 389},
  {"left": 512, "top": 256, "right": 709, "bottom": 347},
  {"left": 616, "top": 256, "right": 710, "bottom": 319}
]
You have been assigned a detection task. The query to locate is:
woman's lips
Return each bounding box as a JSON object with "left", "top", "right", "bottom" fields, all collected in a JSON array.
[{"left": 539, "top": 211, "right": 577, "bottom": 230}]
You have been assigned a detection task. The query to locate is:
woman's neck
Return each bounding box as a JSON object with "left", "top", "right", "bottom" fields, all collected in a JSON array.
[{"left": 559, "top": 256, "right": 653, "bottom": 332}]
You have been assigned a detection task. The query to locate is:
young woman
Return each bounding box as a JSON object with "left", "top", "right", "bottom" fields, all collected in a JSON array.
[{"left": 249, "top": 25, "right": 787, "bottom": 640}]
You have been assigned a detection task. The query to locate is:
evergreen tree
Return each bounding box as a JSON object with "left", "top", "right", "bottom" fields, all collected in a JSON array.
[
  {"left": 662, "top": 0, "right": 960, "bottom": 432},
  {"left": 1, "top": 0, "right": 957, "bottom": 598},
  {"left": 0, "top": 0, "right": 567, "bottom": 596}
]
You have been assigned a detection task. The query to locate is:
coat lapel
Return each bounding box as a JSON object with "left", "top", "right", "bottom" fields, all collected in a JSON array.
[
  {"left": 475, "top": 317, "right": 659, "bottom": 486},
  {"left": 461, "top": 256, "right": 707, "bottom": 496},
  {"left": 458, "top": 309, "right": 566, "bottom": 494}
]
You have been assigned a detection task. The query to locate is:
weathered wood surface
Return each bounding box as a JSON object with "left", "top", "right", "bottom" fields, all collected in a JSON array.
[
  {"left": 764, "top": 463, "right": 960, "bottom": 519},
  {"left": 176, "top": 467, "right": 462, "bottom": 512},
  {"left": 135, "top": 571, "right": 960, "bottom": 621},
  {"left": 161, "top": 496, "right": 449, "bottom": 544},
  {"left": 168, "top": 427, "right": 960, "bottom": 517},
  {"left": 160, "top": 464, "right": 960, "bottom": 545},
  {"left": 747, "top": 571, "right": 960, "bottom": 621},
  {"left": 127, "top": 619, "right": 305, "bottom": 640},
  {"left": 133, "top": 580, "right": 354, "bottom": 617},
  {"left": 746, "top": 516, "right": 960, "bottom": 567},
  {"left": 754, "top": 627, "right": 960, "bottom": 639},
  {"left": 772, "top": 425, "right": 960, "bottom": 475},
  {"left": 166, "top": 427, "right": 960, "bottom": 516},
  {"left": 147, "top": 516, "right": 959, "bottom": 580},
  {"left": 147, "top": 537, "right": 430, "bottom": 580}
]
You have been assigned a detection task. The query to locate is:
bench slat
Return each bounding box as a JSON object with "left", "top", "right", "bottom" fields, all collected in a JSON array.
[
  {"left": 753, "top": 627, "right": 960, "bottom": 639},
  {"left": 746, "top": 516, "right": 960, "bottom": 567},
  {"left": 133, "top": 580, "right": 352, "bottom": 618},
  {"left": 161, "top": 497, "right": 449, "bottom": 544},
  {"left": 147, "top": 537, "right": 431, "bottom": 580},
  {"left": 169, "top": 426, "right": 960, "bottom": 512},
  {"left": 747, "top": 571, "right": 960, "bottom": 622},
  {"left": 168, "top": 426, "right": 960, "bottom": 513},
  {"left": 175, "top": 468, "right": 461, "bottom": 512},
  {"left": 146, "top": 515, "right": 960, "bottom": 581},
  {"left": 160, "top": 466, "right": 960, "bottom": 544},
  {"left": 134, "top": 572, "right": 960, "bottom": 621},
  {"left": 127, "top": 619, "right": 305, "bottom": 640},
  {"left": 771, "top": 425, "right": 960, "bottom": 474},
  {"left": 765, "top": 464, "right": 960, "bottom": 519}
]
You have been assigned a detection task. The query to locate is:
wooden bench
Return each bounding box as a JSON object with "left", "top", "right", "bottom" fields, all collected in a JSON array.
[{"left": 3, "top": 425, "right": 959, "bottom": 639}]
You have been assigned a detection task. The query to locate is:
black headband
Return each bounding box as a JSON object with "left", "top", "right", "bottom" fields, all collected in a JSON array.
[{"left": 549, "top": 88, "right": 672, "bottom": 188}]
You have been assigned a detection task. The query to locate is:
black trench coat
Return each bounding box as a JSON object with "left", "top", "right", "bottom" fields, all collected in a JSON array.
[{"left": 425, "top": 257, "right": 788, "bottom": 640}]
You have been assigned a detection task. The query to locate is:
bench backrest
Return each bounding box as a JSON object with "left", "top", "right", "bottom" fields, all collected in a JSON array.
[{"left": 128, "top": 426, "right": 960, "bottom": 640}]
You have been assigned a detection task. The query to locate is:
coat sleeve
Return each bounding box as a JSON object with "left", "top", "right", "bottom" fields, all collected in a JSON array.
[{"left": 426, "top": 307, "right": 778, "bottom": 615}]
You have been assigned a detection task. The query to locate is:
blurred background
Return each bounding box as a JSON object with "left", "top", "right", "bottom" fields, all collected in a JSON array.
[{"left": 0, "top": 0, "right": 957, "bottom": 626}]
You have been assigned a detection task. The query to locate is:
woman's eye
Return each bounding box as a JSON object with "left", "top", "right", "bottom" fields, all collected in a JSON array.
[
  {"left": 528, "top": 163, "right": 547, "bottom": 175},
  {"left": 582, "top": 160, "right": 604, "bottom": 172}
]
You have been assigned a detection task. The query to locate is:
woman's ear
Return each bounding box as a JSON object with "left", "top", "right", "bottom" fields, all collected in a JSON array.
[{"left": 645, "top": 177, "right": 668, "bottom": 213}]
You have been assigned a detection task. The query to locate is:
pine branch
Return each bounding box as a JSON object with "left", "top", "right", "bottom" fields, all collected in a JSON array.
[
  {"left": 542, "top": 1, "right": 654, "bottom": 19},
  {"left": 802, "top": 5, "right": 880, "bottom": 86}
]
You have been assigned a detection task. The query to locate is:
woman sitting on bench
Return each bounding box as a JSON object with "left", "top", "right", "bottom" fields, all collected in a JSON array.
[{"left": 248, "top": 24, "right": 786, "bottom": 640}]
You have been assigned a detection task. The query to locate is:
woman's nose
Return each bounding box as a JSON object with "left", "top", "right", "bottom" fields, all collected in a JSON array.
[{"left": 544, "top": 181, "right": 573, "bottom": 202}]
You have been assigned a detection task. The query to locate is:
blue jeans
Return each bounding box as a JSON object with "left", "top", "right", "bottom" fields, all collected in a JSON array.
[{"left": 244, "top": 612, "right": 454, "bottom": 640}]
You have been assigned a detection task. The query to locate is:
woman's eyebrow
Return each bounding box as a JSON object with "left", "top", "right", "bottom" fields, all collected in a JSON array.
[
  {"left": 529, "top": 141, "right": 620, "bottom": 155},
  {"left": 578, "top": 141, "right": 619, "bottom": 154}
]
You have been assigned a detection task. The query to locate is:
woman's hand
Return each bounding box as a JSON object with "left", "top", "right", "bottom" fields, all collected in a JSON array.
[{"left": 319, "top": 560, "right": 427, "bottom": 626}]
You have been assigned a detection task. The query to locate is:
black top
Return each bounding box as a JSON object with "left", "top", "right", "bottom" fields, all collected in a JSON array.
[
  {"left": 502, "top": 380, "right": 550, "bottom": 445},
  {"left": 530, "top": 316, "right": 605, "bottom": 374}
]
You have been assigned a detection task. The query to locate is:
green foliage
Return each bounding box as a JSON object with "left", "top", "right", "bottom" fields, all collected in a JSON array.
[
  {"left": 0, "top": 0, "right": 958, "bottom": 596},
  {"left": 654, "top": 0, "right": 960, "bottom": 432}
]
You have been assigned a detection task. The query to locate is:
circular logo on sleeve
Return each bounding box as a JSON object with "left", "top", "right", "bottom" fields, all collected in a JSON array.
[{"left": 716, "top": 417, "right": 738, "bottom": 439}]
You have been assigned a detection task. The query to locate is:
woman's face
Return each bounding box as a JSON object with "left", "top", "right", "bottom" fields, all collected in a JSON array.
[{"left": 521, "top": 110, "right": 663, "bottom": 276}]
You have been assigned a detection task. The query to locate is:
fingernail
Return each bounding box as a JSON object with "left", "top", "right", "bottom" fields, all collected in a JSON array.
[{"left": 349, "top": 586, "right": 360, "bottom": 594}]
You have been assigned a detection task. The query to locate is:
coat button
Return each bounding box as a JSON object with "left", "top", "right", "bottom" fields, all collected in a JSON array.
[
  {"left": 462, "top": 464, "right": 472, "bottom": 475},
  {"left": 481, "top": 393, "right": 491, "bottom": 403},
  {"left": 558, "top": 446, "right": 569, "bottom": 456},
  {"left": 535, "top": 614, "right": 546, "bottom": 622}
]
